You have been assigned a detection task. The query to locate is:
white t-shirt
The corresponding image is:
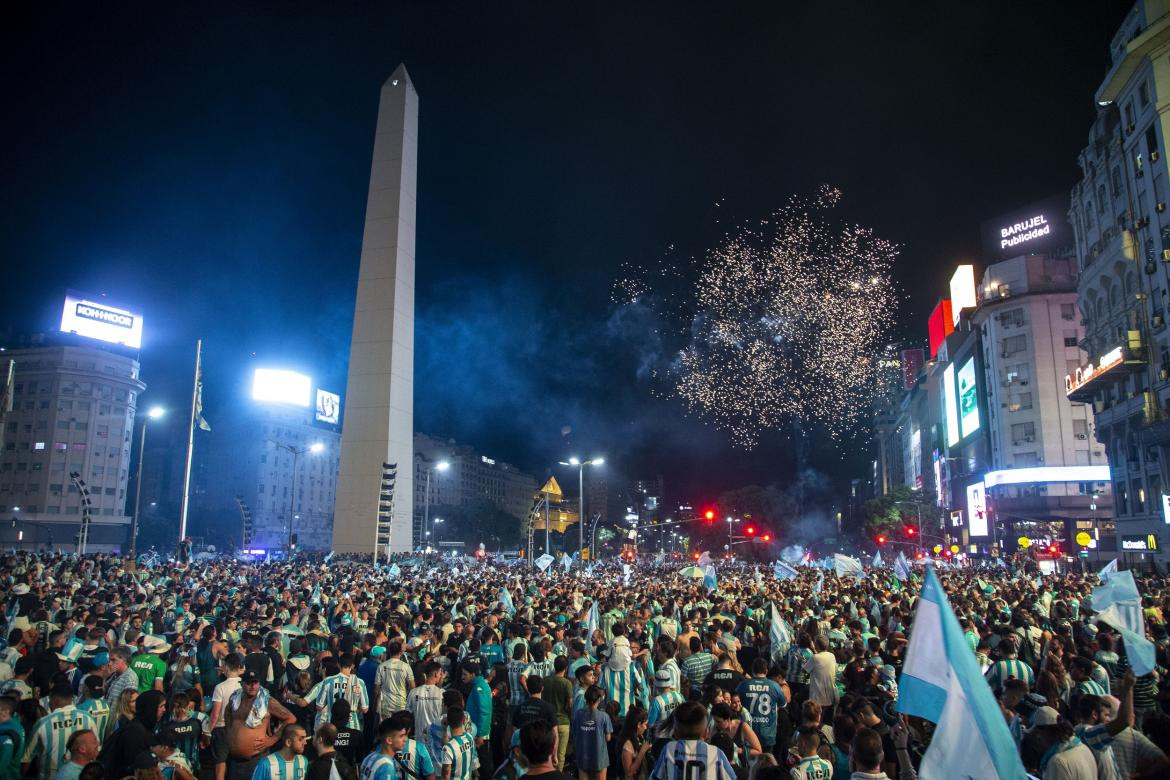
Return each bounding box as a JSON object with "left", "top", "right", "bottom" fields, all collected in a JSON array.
[
  {"left": 1044, "top": 742, "right": 1099, "bottom": 780},
  {"left": 209, "top": 677, "right": 242, "bottom": 729}
]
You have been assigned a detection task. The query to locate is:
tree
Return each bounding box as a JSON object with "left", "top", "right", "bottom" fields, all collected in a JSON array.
[
  {"left": 428, "top": 499, "right": 523, "bottom": 552},
  {"left": 862, "top": 485, "right": 943, "bottom": 538}
]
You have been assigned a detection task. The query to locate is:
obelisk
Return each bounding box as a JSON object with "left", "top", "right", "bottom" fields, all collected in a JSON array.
[{"left": 332, "top": 65, "right": 417, "bottom": 554}]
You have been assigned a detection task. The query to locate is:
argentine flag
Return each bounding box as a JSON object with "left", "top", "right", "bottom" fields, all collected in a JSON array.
[
  {"left": 1099, "top": 557, "right": 1119, "bottom": 583},
  {"left": 1091, "top": 570, "right": 1155, "bottom": 676},
  {"left": 894, "top": 552, "right": 911, "bottom": 582},
  {"left": 813, "top": 571, "right": 823, "bottom": 594},
  {"left": 872, "top": 550, "right": 883, "bottom": 568},
  {"left": 769, "top": 601, "right": 792, "bottom": 661},
  {"left": 309, "top": 584, "right": 322, "bottom": 606},
  {"left": 535, "top": 553, "right": 555, "bottom": 572},
  {"left": 773, "top": 560, "right": 799, "bottom": 580},
  {"left": 833, "top": 553, "right": 864, "bottom": 579},
  {"left": 586, "top": 600, "right": 600, "bottom": 637},
  {"left": 702, "top": 565, "right": 717, "bottom": 592},
  {"left": 561, "top": 553, "right": 573, "bottom": 572},
  {"left": 697, "top": 550, "right": 712, "bottom": 567},
  {"left": 897, "top": 568, "right": 1026, "bottom": 779},
  {"left": 499, "top": 586, "right": 516, "bottom": 615}
]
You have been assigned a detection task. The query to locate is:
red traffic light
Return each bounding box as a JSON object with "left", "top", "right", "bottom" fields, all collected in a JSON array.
[
  {"left": 906, "top": 526, "right": 917, "bottom": 537},
  {"left": 915, "top": 551, "right": 924, "bottom": 559},
  {"left": 704, "top": 509, "right": 716, "bottom": 522},
  {"left": 876, "top": 535, "right": 887, "bottom": 545},
  {"left": 693, "top": 552, "right": 700, "bottom": 560},
  {"left": 1047, "top": 544, "right": 1058, "bottom": 554},
  {"left": 943, "top": 549, "right": 953, "bottom": 558},
  {"left": 762, "top": 533, "right": 772, "bottom": 542},
  {"left": 745, "top": 525, "right": 756, "bottom": 536}
]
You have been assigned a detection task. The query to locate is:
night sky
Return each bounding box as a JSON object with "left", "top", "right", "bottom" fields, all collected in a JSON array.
[{"left": 0, "top": 2, "right": 1133, "bottom": 504}]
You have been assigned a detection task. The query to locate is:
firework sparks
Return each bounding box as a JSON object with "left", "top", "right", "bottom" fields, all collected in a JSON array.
[{"left": 613, "top": 186, "right": 900, "bottom": 448}]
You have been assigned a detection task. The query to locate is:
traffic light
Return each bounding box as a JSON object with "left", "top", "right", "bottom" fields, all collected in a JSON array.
[
  {"left": 905, "top": 526, "right": 917, "bottom": 537},
  {"left": 693, "top": 552, "right": 700, "bottom": 560},
  {"left": 915, "top": 551, "right": 924, "bottom": 560},
  {"left": 761, "top": 533, "right": 772, "bottom": 542},
  {"left": 1047, "top": 544, "right": 1059, "bottom": 555},
  {"left": 876, "top": 534, "right": 887, "bottom": 545},
  {"left": 704, "top": 509, "right": 716, "bottom": 522},
  {"left": 745, "top": 525, "right": 756, "bottom": 537}
]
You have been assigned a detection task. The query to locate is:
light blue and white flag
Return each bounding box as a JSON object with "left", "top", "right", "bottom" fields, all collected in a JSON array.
[
  {"left": 499, "top": 586, "right": 516, "bottom": 615},
  {"left": 309, "top": 584, "right": 322, "bottom": 606},
  {"left": 773, "top": 560, "right": 799, "bottom": 580},
  {"left": 769, "top": 601, "right": 792, "bottom": 661},
  {"left": 1099, "top": 558, "right": 1119, "bottom": 583},
  {"left": 813, "top": 571, "right": 824, "bottom": 594},
  {"left": 324, "top": 551, "right": 334, "bottom": 563},
  {"left": 1092, "top": 570, "right": 1154, "bottom": 676},
  {"left": 586, "top": 599, "right": 600, "bottom": 636},
  {"left": 535, "top": 553, "right": 555, "bottom": 572},
  {"left": 894, "top": 552, "right": 911, "bottom": 582},
  {"left": 697, "top": 550, "right": 712, "bottom": 567},
  {"left": 561, "top": 553, "right": 572, "bottom": 572},
  {"left": 388, "top": 563, "right": 401, "bottom": 578},
  {"left": 897, "top": 567, "right": 1027, "bottom": 779},
  {"left": 623, "top": 564, "right": 633, "bottom": 584},
  {"left": 872, "top": 551, "right": 883, "bottom": 568},
  {"left": 833, "top": 553, "right": 864, "bottom": 579},
  {"left": 703, "top": 565, "right": 717, "bottom": 593}
]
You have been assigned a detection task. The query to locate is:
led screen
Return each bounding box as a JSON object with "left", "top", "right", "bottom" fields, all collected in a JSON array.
[
  {"left": 59, "top": 292, "right": 143, "bottom": 349},
  {"left": 967, "top": 481, "right": 988, "bottom": 537},
  {"left": 315, "top": 389, "right": 340, "bottom": 424},
  {"left": 943, "top": 364, "right": 959, "bottom": 446},
  {"left": 958, "top": 358, "right": 981, "bottom": 438},
  {"left": 252, "top": 368, "right": 311, "bottom": 407}
]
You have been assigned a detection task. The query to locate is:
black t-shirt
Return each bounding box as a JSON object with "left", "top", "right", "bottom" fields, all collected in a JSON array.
[
  {"left": 513, "top": 697, "right": 556, "bottom": 728},
  {"left": 333, "top": 725, "right": 359, "bottom": 765},
  {"left": 705, "top": 668, "right": 745, "bottom": 695}
]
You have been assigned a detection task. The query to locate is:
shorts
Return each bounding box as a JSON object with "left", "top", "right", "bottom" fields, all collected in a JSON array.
[{"left": 209, "top": 727, "right": 230, "bottom": 764}]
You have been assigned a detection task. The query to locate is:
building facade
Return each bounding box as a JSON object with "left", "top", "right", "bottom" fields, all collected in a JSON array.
[
  {"left": 1070, "top": 0, "right": 1170, "bottom": 564},
  {"left": 412, "top": 433, "right": 537, "bottom": 549},
  {"left": 0, "top": 342, "right": 145, "bottom": 551}
]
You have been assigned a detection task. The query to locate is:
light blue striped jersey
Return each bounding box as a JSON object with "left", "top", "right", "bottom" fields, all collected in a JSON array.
[
  {"left": 601, "top": 664, "right": 642, "bottom": 717},
  {"left": 985, "top": 659, "right": 1034, "bottom": 692},
  {"left": 23, "top": 705, "right": 95, "bottom": 780},
  {"left": 359, "top": 751, "right": 397, "bottom": 780},
  {"left": 401, "top": 737, "right": 436, "bottom": 779},
  {"left": 441, "top": 731, "right": 478, "bottom": 780},
  {"left": 647, "top": 691, "right": 684, "bottom": 726},
  {"left": 312, "top": 673, "right": 369, "bottom": 730},
  {"left": 649, "top": 739, "right": 737, "bottom": 780},
  {"left": 250, "top": 753, "right": 307, "bottom": 780},
  {"left": 75, "top": 697, "right": 110, "bottom": 739},
  {"left": 507, "top": 661, "right": 528, "bottom": 706}
]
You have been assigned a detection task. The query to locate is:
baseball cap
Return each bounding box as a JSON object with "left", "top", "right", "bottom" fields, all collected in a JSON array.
[
  {"left": 653, "top": 669, "right": 672, "bottom": 688},
  {"left": 1028, "top": 706, "right": 1061, "bottom": 730},
  {"left": 241, "top": 671, "right": 260, "bottom": 684},
  {"left": 369, "top": 646, "right": 386, "bottom": 658}
]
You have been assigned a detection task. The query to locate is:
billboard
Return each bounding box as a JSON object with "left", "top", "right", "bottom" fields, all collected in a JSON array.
[
  {"left": 957, "top": 357, "right": 981, "bottom": 438},
  {"left": 927, "top": 300, "right": 954, "bottom": 359},
  {"left": 980, "top": 194, "right": 1072, "bottom": 261},
  {"left": 967, "top": 481, "right": 988, "bottom": 537},
  {"left": 949, "top": 265, "right": 977, "bottom": 325},
  {"left": 252, "top": 368, "right": 311, "bottom": 407},
  {"left": 315, "top": 389, "right": 340, "bottom": 424},
  {"left": 943, "top": 363, "right": 960, "bottom": 446},
  {"left": 59, "top": 292, "right": 143, "bottom": 349}
]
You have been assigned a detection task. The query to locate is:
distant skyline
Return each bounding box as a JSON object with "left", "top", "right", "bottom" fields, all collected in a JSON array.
[{"left": 0, "top": 2, "right": 1133, "bottom": 503}]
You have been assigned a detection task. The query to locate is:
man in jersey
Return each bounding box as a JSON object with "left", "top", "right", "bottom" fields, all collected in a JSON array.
[
  {"left": 460, "top": 659, "right": 493, "bottom": 779},
  {"left": 408, "top": 661, "right": 445, "bottom": 751},
  {"left": 647, "top": 670, "right": 684, "bottom": 728},
  {"left": 74, "top": 675, "right": 109, "bottom": 739},
  {"left": 250, "top": 723, "right": 308, "bottom": 780},
  {"left": 506, "top": 644, "right": 530, "bottom": 727},
  {"left": 0, "top": 697, "right": 24, "bottom": 780},
  {"left": 307, "top": 724, "right": 357, "bottom": 780},
  {"left": 21, "top": 686, "right": 95, "bottom": 780},
  {"left": 360, "top": 715, "right": 409, "bottom": 780},
  {"left": 392, "top": 710, "right": 437, "bottom": 780},
  {"left": 984, "top": 638, "right": 1035, "bottom": 693},
  {"left": 150, "top": 727, "right": 198, "bottom": 780},
  {"left": 375, "top": 642, "right": 414, "bottom": 721},
  {"left": 648, "top": 701, "right": 736, "bottom": 780},
  {"left": 226, "top": 671, "right": 297, "bottom": 770},
  {"left": 314, "top": 654, "right": 370, "bottom": 735},
  {"left": 441, "top": 705, "right": 478, "bottom": 780},
  {"left": 652, "top": 638, "right": 681, "bottom": 696},
  {"left": 572, "top": 666, "right": 596, "bottom": 715},
  {"left": 129, "top": 635, "right": 169, "bottom": 692},
  {"left": 163, "top": 692, "right": 206, "bottom": 778},
  {"left": 734, "top": 658, "right": 787, "bottom": 757},
  {"left": 52, "top": 728, "right": 97, "bottom": 780}
]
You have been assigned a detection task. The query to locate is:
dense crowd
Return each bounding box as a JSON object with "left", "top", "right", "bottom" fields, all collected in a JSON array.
[{"left": 0, "top": 551, "right": 1166, "bottom": 780}]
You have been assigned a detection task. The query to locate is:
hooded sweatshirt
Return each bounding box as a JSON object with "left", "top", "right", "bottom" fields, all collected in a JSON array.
[
  {"left": 0, "top": 716, "right": 25, "bottom": 780},
  {"left": 100, "top": 689, "right": 164, "bottom": 778}
]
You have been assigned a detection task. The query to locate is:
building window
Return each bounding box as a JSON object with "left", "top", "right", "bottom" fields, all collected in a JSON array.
[
  {"left": 1097, "top": 185, "right": 1107, "bottom": 213},
  {"left": 1011, "top": 422, "right": 1036, "bottom": 443},
  {"left": 1014, "top": 452, "right": 1039, "bottom": 467},
  {"left": 1008, "top": 393, "right": 1033, "bottom": 411},
  {"left": 1002, "top": 335, "right": 1027, "bottom": 355},
  {"left": 1073, "top": 419, "right": 1089, "bottom": 439},
  {"left": 1061, "top": 303, "right": 1076, "bottom": 321},
  {"left": 1147, "top": 124, "right": 1160, "bottom": 158},
  {"left": 1064, "top": 330, "right": 1079, "bottom": 348},
  {"left": 1133, "top": 479, "right": 1147, "bottom": 513},
  {"left": 53, "top": 442, "right": 67, "bottom": 451},
  {"left": 1140, "top": 80, "right": 1151, "bottom": 106},
  {"left": 1112, "top": 167, "right": 1123, "bottom": 196},
  {"left": 1116, "top": 481, "right": 1129, "bottom": 515},
  {"left": 33, "top": 442, "right": 44, "bottom": 450}
]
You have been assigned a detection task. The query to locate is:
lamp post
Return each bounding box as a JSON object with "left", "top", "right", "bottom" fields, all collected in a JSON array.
[
  {"left": 130, "top": 406, "right": 166, "bottom": 560},
  {"left": 423, "top": 459, "right": 450, "bottom": 549},
  {"left": 433, "top": 517, "right": 445, "bottom": 551},
  {"left": 558, "top": 457, "right": 604, "bottom": 555},
  {"left": 270, "top": 440, "right": 324, "bottom": 556},
  {"left": 726, "top": 516, "right": 741, "bottom": 553}
]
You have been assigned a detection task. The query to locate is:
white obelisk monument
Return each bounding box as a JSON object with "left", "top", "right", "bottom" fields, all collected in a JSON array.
[{"left": 332, "top": 65, "right": 417, "bottom": 554}]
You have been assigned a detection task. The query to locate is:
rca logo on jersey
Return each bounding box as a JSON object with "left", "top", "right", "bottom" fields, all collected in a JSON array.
[{"left": 75, "top": 302, "right": 134, "bottom": 329}]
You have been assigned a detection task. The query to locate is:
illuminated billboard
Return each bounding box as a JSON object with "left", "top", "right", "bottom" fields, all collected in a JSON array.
[
  {"left": 943, "top": 363, "right": 959, "bottom": 446},
  {"left": 315, "top": 389, "right": 340, "bottom": 424},
  {"left": 59, "top": 292, "right": 143, "bottom": 349},
  {"left": 957, "top": 357, "right": 981, "bottom": 438},
  {"left": 949, "top": 265, "right": 976, "bottom": 325},
  {"left": 927, "top": 300, "right": 954, "bottom": 359},
  {"left": 967, "top": 481, "right": 988, "bottom": 537},
  {"left": 980, "top": 194, "right": 1072, "bottom": 261},
  {"left": 252, "top": 369, "right": 311, "bottom": 407}
]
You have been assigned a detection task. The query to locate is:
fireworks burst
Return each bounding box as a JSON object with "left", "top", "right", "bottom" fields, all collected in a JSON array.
[{"left": 613, "top": 186, "right": 900, "bottom": 448}]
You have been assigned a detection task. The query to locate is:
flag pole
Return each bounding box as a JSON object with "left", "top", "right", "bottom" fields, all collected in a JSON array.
[{"left": 178, "top": 339, "right": 201, "bottom": 541}]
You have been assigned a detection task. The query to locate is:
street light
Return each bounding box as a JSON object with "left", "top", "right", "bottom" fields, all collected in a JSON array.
[
  {"left": 558, "top": 457, "right": 604, "bottom": 555},
  {"left": 433, "top": 517, "right": 445, "bottom": 551},
  {"left": 423, "top": 459, "right": 450, "bottom": 549},
  {"left": 130, "top": 406, "right": 166, "bottom": 560},
  {"left": 269, "top": 440, "right": 325, "bottom": 556}
]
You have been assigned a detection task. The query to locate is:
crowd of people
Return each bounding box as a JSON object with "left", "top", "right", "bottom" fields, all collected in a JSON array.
[{"left": 0, "top": 550, "right": 1165, "bottom": 779}]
